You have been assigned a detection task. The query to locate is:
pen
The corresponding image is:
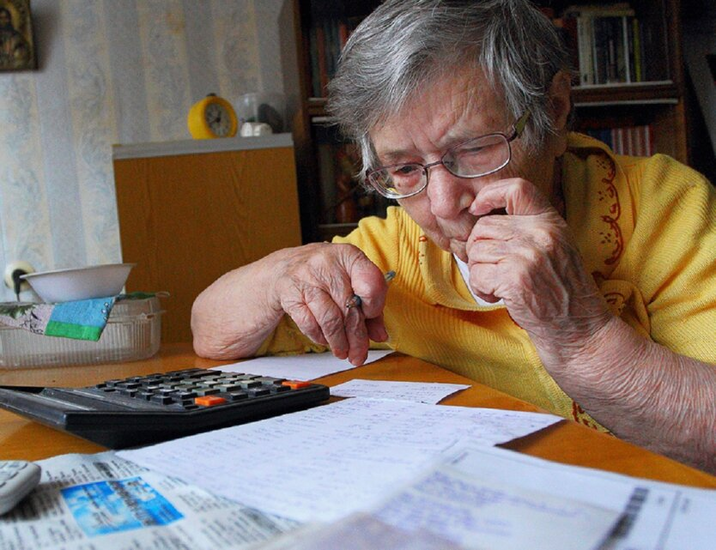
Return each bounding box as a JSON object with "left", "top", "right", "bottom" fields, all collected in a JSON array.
[{"left": 346, "top": 270, "right": 396, "bottom": 310}]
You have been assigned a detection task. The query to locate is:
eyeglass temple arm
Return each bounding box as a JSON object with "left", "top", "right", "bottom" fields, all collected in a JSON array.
[{"left": 508, "top": 111, "right": 531, "bottom": 141}]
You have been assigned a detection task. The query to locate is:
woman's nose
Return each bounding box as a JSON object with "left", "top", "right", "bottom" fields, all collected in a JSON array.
[{"left": 425, "top": 165, "right": 474, "bottom": 219}]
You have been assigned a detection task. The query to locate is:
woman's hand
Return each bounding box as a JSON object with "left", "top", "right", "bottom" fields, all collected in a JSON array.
[
  {"left": 465, "top": 177, "right": 613, "bottom": 370},
  {"left": 271, "top": 242, "right": 390, "bottom": 365},
  {"left": 192, "top": 242, "right": 389, "bottom": 366}
]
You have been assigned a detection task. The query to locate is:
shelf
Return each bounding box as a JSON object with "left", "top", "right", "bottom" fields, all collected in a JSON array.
[
  {"left": 112, "top": 134, "right": 294, "bottom": 160},
  {"left": 307, "top": 97, "right": 329, "bottom": 116},
  {"left": 572, "top": 81, "right": 681, "bottom": 106},
  {"left": 307, "top": 82, "right": 682, "bottom": 119}
]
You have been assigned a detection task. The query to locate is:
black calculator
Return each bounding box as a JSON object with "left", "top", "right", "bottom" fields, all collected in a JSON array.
[{"left": 0, "top": 368, "right": 330, "bottom": 449}]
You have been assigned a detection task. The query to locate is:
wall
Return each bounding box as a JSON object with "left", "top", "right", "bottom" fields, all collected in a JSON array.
[{"left": 0, "top": 0, "right": 298, "bottom": 301}]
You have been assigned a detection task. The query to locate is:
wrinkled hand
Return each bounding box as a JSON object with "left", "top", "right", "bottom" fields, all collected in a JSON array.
[
  {"left": 271, "top": 242, "right": 390, "bottom": 365},
  {"left": 465, "top": 178, "right": 613, "bottom": 368}
]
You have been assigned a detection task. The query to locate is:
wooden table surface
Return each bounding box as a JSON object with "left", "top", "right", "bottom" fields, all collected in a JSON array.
[{"left": 1, "top": 343, "right": 715, "bottom": 489}]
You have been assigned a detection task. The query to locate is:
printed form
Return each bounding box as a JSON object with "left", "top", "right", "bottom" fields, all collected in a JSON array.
[
  {"left": 246, "top": 444, "right": 716, "bottom": 550},
  {"left": 431, "top": 444, "right": 716, "bottom": 550}
]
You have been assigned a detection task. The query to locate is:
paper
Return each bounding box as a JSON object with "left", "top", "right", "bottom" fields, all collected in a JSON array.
[
  {"left": 441, "top": 443, "right": 716, "bottom": 550},
  {"left": 119, "top": 399, "right": 559, "bottom": 523},
  {"left": 246, "top": 514, "right": 464, "bottom": 550},
  {"left": 373, "top": 458, "right": 619, "bottom": 550},
  {"left": 330, "top": 379, "right": 470, "bottom": 404},
  {"left": 213, "top": 350, "right": 393, "bottom": 380},
  {"left": 0, "top": 452, "right": 298, "bottom": 550}
]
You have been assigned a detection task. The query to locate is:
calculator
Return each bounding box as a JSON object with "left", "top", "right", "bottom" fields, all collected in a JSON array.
[{"left": 0, "top": 368, "right": 330, "bottom": 449}]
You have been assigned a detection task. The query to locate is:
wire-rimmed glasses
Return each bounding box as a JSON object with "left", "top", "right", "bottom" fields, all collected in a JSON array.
[{"left": 366, "top": 111, "right": 531, "bottom": 199}]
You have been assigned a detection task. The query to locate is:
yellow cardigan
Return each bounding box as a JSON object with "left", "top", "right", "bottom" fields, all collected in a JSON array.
[{"left": 259, "top": 133, "right": 716, "bottom": 428}]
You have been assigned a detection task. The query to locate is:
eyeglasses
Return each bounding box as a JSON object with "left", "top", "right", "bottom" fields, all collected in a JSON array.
[{"left": 366, "top": 111, "right": 531, "bottom": 199}]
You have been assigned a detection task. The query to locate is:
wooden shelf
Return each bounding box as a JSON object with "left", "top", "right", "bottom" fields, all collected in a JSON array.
[
  {"left": 307, "top": 82, "right": 681, "bottom": 118},
  {"left": 573, "top": 82, "right": 680, "bottom": 105},
  {"left": 307, "top": 97, "right": 328, "bottom": 116}
]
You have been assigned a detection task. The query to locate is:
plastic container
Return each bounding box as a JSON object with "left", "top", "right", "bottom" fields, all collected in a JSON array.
[
  {"left": 0, "top": 297, "right": 163, "bottom": 368},
  {"left": 235, "top": 92, "right": 286, "bottom": 133}
]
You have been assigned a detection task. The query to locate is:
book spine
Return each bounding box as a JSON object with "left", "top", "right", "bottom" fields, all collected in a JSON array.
[
  {"left": 632, "top": 18, "right": 642, "bottom": 82},
  {"left": 626, "top": 126, "right": 634, "bottom": 155},
  {"left": 622, "top": 16, "right": 632, "bottom": 83},
  {"left": 592, "top": 17, "right": 608, "bottom": 84},
  {"left": 309, "top": 27, "right": 321, "bottom": 97},
  {"left": 606, "top": 18, "right": 619, "bottom": 83},
  {"left": 577, "top": 16, "right": 595, "bottom": 85},
  {"left": 338, "top": 21, "right": 349, "bottom": 49},
  {"left": 560, "top": 15, "right": 581, "bottom": 77},
  {"left": 326, "top": 19, "right": 339, "bottom": 82},
  {"left": 315, "top": 24, "right": 328, "bottom": 97}
]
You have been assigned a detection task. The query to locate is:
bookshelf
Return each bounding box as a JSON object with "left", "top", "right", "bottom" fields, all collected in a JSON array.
[{"left": 292, "top": 0, "right": 689, "bottom": 243}]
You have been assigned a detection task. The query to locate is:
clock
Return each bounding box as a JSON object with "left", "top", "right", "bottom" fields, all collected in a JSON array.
[{"left": 187, "top": 94, "right": 238, "bottom": 139}]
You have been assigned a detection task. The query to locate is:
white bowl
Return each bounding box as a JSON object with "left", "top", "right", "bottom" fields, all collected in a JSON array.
[{"left": 20, "top": 263, "right": 136, "bottom": 303}]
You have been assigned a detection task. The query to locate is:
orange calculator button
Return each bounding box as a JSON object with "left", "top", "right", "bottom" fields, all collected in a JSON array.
[
  {"left": 282, "top": 380, "right": 311, "bottom": 389},
  {"left": 194, "top": 395, "right": 227, "bottom": 407}
]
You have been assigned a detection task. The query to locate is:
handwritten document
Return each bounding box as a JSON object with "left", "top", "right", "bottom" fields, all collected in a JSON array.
[
  {"left": 213, "top": 350, "right": 393, "bottom": 380},
  {"left": 119, "top": 399, "right": 559, "bottom": 523},
  {"left": 330, "top": 379, "right": 470, "bottom": 404}
]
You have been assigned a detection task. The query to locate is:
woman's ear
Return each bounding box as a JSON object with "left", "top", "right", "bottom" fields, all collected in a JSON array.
[{"left": 549, "top": 70, "right": 572, "bottom": 156}]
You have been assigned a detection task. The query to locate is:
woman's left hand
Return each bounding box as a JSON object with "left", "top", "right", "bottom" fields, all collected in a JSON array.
[{"left": 465, "top": 177, "right": 613, "bottom": 369}]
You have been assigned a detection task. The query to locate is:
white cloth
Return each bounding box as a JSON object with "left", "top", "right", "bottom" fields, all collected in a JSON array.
[{"left": 454, "top": 255, "right": 505, "bottom": 307}]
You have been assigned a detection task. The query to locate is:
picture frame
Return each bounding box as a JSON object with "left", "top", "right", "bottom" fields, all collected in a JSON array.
[{"left": 0, "top": 0, "right": 36, "bottom": 71}]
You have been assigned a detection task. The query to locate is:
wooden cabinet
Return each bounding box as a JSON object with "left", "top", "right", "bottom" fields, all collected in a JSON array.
[
  {"left": 113, "top": 135, "right": 302, "bottom": 343},
  {"left": 292, "top": 0, "right": 689, "bottom": 243}
]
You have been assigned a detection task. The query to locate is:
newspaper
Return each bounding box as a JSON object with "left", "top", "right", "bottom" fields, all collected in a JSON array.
[{"left": 0, "top": 452, "right": 298, "bottom": 550}]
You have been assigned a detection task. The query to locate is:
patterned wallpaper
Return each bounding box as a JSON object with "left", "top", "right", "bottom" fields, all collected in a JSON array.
[{"left": 0, "top": 0, "right": 295, "bottom": 300}]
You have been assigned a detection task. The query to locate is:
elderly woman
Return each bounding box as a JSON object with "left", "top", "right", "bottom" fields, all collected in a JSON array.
[{"left": 192, "top": 0, "right": 716, "bottom": 473}]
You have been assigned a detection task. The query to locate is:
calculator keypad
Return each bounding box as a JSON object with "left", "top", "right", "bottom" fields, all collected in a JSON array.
[{"left": 92, "top": 368, "right": 293, "bottom": 410}]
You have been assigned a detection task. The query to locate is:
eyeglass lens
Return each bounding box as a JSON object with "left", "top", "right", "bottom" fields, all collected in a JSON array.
[{"left": 369, "top": 133, "right": 510, "bottom": 198}]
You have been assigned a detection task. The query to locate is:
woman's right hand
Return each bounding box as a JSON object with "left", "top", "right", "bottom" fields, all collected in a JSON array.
[{"left": 191, "top": 243, "right": 390, "bottom": 366}]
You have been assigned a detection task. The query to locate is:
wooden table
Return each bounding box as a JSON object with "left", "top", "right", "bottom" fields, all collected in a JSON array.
[{"left": 1, "top": 343, "right": 715, "bottom": 490}]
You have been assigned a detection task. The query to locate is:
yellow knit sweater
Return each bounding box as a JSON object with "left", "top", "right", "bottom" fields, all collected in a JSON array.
[{"left": 259, "top": 133, "right": 716, "bottom": 428}]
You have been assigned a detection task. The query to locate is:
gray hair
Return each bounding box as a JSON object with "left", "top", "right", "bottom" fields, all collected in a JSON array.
[{"left": 326, "top": 0, "right": 572, "bottom": 183}]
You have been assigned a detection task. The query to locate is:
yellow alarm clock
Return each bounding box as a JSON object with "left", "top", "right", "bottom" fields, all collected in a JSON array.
[{"left": 187, "top": 93, "right": 238, "bottom": 139}]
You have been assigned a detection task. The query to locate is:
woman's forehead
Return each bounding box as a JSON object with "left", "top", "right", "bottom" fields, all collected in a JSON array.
[{"left": 370, "top": 70, "right": 508, "bottom": 153}]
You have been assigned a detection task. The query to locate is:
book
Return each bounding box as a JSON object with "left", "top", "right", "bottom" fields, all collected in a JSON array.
[
  {"left": 563, "top": 4, "right": 635, "bottom": 18},
  {"left": 309, "top": 27, "right": 322, "bottom": 97},
  {"left": 315, "top": 24, "right": 329, "bottom": 96},
  {"left": 632, "top": 18, "right": 642, "bottom": 82},
  {"left": 576, "top": 15, "right": 595, "bottom": 85},
  {"left": 622, "top": 16, "right": 632, "bottom": 83},
  {"left": 562, "top": 4, "right": 646, "bottom": 87},
  {"left": 586, "top": 125, "right": 654, "bottom": 156}
]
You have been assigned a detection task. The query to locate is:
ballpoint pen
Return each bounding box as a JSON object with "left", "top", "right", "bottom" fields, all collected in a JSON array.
[{"left": 346, "top": 270, "right": 396, "bottom": 310}]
